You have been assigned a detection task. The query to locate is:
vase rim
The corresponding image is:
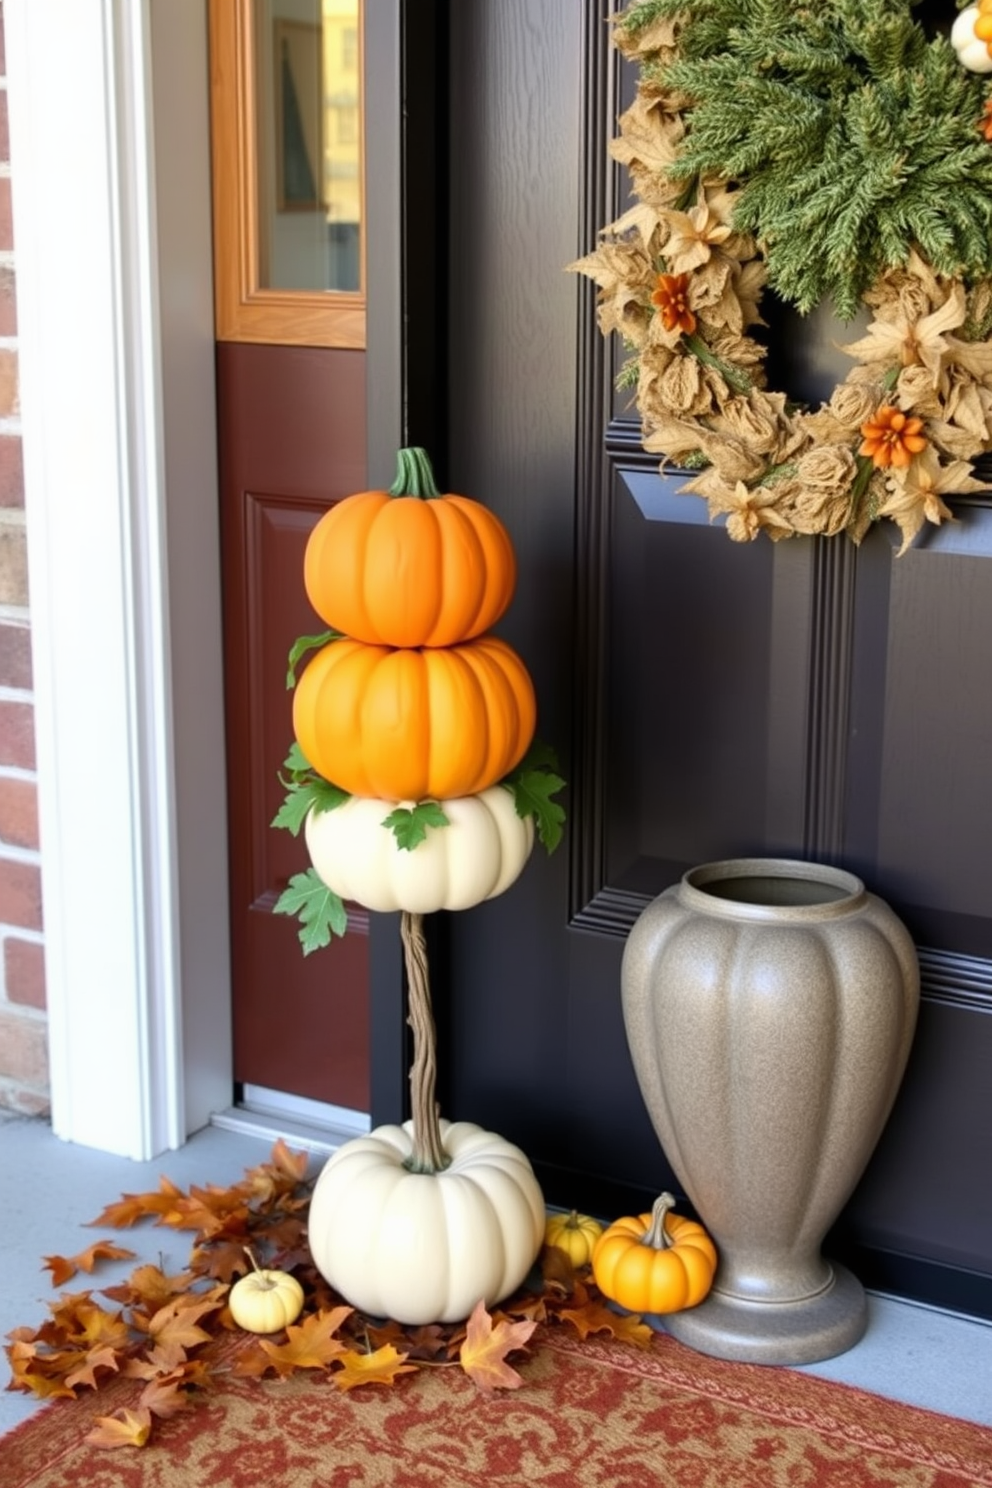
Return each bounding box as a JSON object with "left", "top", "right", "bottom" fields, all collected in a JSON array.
[{"left": 680, "top": 857, "right": 866, "bottom": 919}]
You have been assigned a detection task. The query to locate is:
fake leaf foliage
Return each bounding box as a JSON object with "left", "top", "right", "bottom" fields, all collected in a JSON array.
[{"left": 5, "top": 1141, "right": 654, "bottom": 1451}]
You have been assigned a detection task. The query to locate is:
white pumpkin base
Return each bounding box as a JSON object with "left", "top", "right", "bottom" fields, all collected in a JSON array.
[{"left": 306, "top": 1119, "right": 546, "bottom": 1325}]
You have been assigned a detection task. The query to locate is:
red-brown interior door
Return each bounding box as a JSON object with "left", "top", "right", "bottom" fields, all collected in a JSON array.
[{"left": 209, "top": 0, "right": 371, "bottom": 1110}]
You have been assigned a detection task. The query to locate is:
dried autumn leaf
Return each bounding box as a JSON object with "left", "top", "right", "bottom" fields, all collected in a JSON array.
[
  {"left": 458, "top": 1300, "right": 537, "bottom": 1393},
  {"left": 607, "top": 1312, "right": 655, "bottom": 1349},
  {"left": 256, "top": 1306, "right": 353, "bottom": 1377},
  {"left": 63, "top": 1344, "right": 122, "bottom": 1392},
  {"left": 331, "top": 1344, "right": 418, "bottom": 1392},
  {"left": 145, "top": 1293, "right": 226, "bottom": 1369},
  {"left": 86, "top": 1406, "right": 153, "bottom": 1450},
  {"left": 188, "top": 1240, "right": 251, "bottom": 1284},
  {"left": 42, "top": 1242, "right": 137, "bottom": 1287},
  {"left": 87, "top": 1176, "right": 185, "bottom": 1229},
  {"left": 103, "top": 1263, "right": 195, "bottom": 1313},
  {"left": 138, "top": 1369, "right": 196, "bottom": 1420}
]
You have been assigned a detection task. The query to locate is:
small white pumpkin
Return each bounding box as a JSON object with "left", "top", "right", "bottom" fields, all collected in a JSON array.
[
  {"left": 306, "top": 1119, "right": 545, "bottom": 1324},
  {"left": 304, "top": 786, "right": 534, "bottom": 914},
  {"left": 228, "top": 1266, "right": 305, "bottom": 1334},
  {"left": 951, "top": 4, "right": 992, "bottom": 72}
]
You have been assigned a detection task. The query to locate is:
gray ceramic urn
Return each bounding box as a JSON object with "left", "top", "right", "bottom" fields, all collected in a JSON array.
[{"left": 621, "top": 858, "right": 919, "bottom": 1366}]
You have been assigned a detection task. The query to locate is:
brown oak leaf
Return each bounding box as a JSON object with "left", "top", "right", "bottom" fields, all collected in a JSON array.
[
  {"left": 458, "top": 1299, "right": 537, "bottom": 1393},
  {"left": 85, "top": 1406, "right": 153, "bottom": 1449},
  {"left": 331, "top": 1344, "right": 418, "bottom": 1391}
]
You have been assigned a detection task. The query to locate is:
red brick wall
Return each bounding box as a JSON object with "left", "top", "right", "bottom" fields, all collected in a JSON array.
[{"left": 0, "top": 2, "right": 49, "bottom": 1115}]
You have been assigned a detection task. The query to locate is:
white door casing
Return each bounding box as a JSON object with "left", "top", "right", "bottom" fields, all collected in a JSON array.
[{"left": 6, "top": 0, "right": 230, "bottom": 1157}]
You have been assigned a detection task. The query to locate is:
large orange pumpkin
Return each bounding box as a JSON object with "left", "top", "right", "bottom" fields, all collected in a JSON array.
[
  {"left": 293, "top": 634, "right": 536, "bottom": 801},
  {"left": 304, "top": 448, "right": 517, "bottom": 648}
]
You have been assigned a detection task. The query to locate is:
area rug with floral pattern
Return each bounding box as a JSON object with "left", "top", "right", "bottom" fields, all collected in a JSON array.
[{"left": 3, "top": 1323, "right": 991, "bottom": 1488}]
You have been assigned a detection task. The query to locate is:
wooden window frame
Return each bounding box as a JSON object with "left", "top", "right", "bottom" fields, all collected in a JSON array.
[{"left": 209, "top": 0, "right": 366, "bottom": 348}]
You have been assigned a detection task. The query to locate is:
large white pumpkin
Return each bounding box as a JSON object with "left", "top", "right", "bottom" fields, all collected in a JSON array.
[
  {"left": 304, "top": 786, "right": 534, "bottom": 914},
  {"left": 306, "top": 1120, "right": 545, "bottom": 1324}
]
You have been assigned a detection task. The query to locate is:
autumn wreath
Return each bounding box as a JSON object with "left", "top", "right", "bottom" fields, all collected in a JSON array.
[{"left": 572, "top": 0, "right": 992, "bottom": 550}]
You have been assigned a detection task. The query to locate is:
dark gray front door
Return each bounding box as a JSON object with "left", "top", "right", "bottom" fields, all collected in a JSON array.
[{"left": 369, "top": 0, "right": 992, "bottom": 1321}]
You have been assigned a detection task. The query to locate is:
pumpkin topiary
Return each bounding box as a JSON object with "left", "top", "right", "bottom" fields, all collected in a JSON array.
[
  {"left": 592, "top": 1193, "right": 717, "bottom": 1315},
  {"left": 304, "top": 448, "right": 517, "bottom": 649},
  {"left": 292, "top": 633, "right": 536, "bottom": 801}
]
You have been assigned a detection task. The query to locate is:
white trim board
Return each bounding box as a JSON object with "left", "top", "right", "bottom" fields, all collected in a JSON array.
[{"left": 6, "top": 0, "right": 231, "bottom": 1157}]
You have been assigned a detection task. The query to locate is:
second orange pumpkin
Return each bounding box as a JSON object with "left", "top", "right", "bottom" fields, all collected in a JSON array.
[{"left": 293, "top": 634, "right": 537, "bottom": 801}]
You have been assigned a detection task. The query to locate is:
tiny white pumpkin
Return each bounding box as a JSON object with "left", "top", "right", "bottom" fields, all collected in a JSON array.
[
  {"left": 304, "top": 785, "right": 534, "bottom": 914},
  {"left": 306, "top": 1119, "right": 545, "bottom": 1324},
  {"left": 951, "top": 4, "right": 992, "bottom": 72},
  {"left": 228, "top": 1267, "right": 305, "bottom": 1334}
]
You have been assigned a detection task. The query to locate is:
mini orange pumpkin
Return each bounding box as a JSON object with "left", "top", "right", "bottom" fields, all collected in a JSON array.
[
  {"left": 592, "top": 1193, "right": 717, "bottom": 1314},
  {"left": 304, "top": 448, "right": 517, "bottom": 649},
  {"left": 292, "top": 634, "right": 536, "bottom": 801}
]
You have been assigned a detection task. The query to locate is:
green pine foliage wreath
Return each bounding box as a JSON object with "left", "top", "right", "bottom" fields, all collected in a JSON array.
[{"left": 572, "top": 0, "right": 992, "bottom": 549}]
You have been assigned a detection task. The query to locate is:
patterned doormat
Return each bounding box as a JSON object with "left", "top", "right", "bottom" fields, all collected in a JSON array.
[{"left": 3, "top": 1323, "right": 990, "bottom": 1487}]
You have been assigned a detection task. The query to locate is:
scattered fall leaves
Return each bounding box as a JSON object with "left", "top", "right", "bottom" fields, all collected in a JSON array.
[{"left": 5, "top": 1140, "right": 657, "bottom": 1451}]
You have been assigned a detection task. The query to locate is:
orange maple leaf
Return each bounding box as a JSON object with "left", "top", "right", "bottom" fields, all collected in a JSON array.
[
  {"left": 86, "top": 1406, "right": 152, "bottom": 1449},
  {"left": 63, "top": 1344, "right": 122, "bottom": 1392},
  {"left": 138, "top": 1369, "right": 196, "bottom": 1420},
  {"left": 331, "top": 1344, "right": 418, "bottom": 1392},
  {"left": 87, "top": 1176, "right": 185, "bottom": 1229},
  {"left": 144, "top": 1292, "right": 225, "bottom": 1369},
  {"left": 256, "top": 1306, "right": 353, "bottom": 1377},
  {"left": 42, "top": 1242, "right": 137, "bottom": 1288},
  {"left": 103, "top": 1263, "right": 195, "bottom": 1313},
  {"left": 458, "top": 1300, "right": 537, "bottom": 1393}
]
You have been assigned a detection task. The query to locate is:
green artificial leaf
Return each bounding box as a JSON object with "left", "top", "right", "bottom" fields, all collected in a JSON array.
[
  {"left": 285, "top": 630, "right": 342, "bottom": 689},
  {"left": 272, "top": 744, "right": 349, "bottom": 836},
  {"left": 381, "top": 801, "right": 450, "bottom": 851},
  {"left": 273, "top": 870, "right": 348, "bottom": 955},
  {"left": 502, "top": 745, "right": 567, "bottom": 854}
]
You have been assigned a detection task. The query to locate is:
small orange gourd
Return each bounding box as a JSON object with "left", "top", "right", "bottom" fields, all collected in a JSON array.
[
  {"left": 304, "top": 448, "right": 517, "bottom": 649},
  {"left": 592, "top": 1193, "right": 717, "bottom": 1315},
  {"left": 292, "top": 633, "right": 536, "bottom": 801}
]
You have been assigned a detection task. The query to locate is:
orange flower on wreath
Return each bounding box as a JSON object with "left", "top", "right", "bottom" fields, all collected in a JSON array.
[
  {"left": 859, "top": 405, "right": 928, "bottom": 470},
  {"left": 980, "top": 100, "right": 992, "bottom": 143},
  {"left": 651, "top": 272, "right": 697, "bottom": 335}
]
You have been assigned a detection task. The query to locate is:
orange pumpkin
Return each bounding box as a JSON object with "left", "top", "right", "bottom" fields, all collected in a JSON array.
[
  {"left": 592, "top": 1193, "right": 717, "bottom": 1315},
  {"left": 304, "top": 448, "right": 517, "bottom": 648},
  {"left": 293, "top": 634, "right": 536, "bottom": 801}
]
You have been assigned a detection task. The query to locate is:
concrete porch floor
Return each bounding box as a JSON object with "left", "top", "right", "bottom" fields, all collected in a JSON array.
[{"left": 1, "top": 1113, "right": 990, "bottom": 1437}]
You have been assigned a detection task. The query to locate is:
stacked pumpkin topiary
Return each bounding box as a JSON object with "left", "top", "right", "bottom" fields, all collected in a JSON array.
[
  {"left": 275, "top": 449, "right": 565, "bottom": 1326},
  {"left": 289, "top": 447, "right": 543, "bottom": 917}
]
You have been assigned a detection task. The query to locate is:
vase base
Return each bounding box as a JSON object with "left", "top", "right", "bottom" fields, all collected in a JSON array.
[{"left": 654, "top": 1263, "right": 868, "bottom": 1366}]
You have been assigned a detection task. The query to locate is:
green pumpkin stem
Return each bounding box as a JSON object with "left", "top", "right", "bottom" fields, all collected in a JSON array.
[
  {"left": 641, "top": 1192, "right": 677, "bottom": 1252},
  {"left": 401, "top": 910, "right": 450, "bottom": 1174},
  {"left": 389, "top": 447, "right": 442, "bottom": 500}
]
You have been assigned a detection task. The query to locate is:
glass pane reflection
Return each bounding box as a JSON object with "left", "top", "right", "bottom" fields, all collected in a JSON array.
[{"left": 255, "top": 0, "right": 362, "bottom": 293}]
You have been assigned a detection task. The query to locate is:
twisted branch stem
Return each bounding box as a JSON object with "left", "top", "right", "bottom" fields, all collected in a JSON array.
[{"left": 401, "top": 911, "right": 449, "bottom": 1173}]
